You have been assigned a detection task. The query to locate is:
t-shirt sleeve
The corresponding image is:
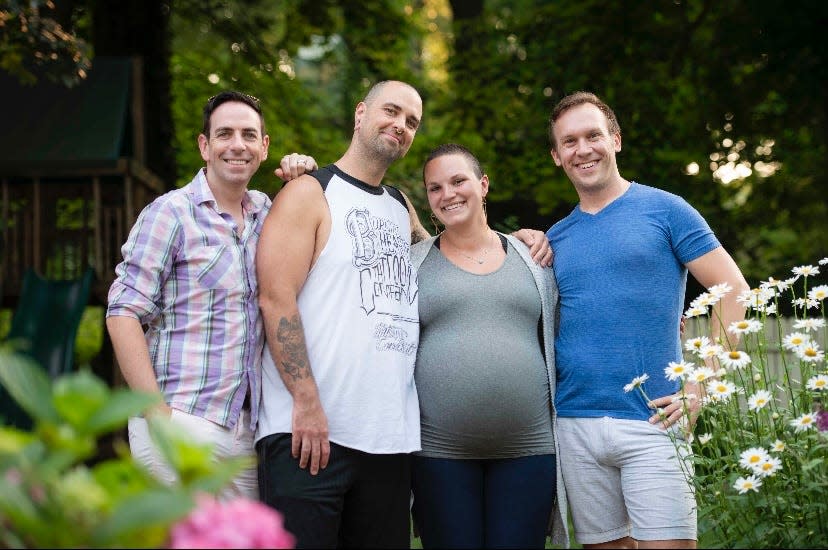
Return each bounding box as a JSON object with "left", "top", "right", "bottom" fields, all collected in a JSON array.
[{"left": 668, "top": 195, "right": 721, "bottom": 265}]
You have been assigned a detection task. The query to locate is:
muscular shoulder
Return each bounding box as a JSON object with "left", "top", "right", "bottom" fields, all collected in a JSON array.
[{"left": 272, "top": 174, "right": 326, "bottom": 210}]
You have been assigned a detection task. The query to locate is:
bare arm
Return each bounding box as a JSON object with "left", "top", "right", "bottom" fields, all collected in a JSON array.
[
  {"left": 401, "top": 191, "right": 431, "bottom": 244},
  {"left": 650, "top": 246, "right": 749, "bottom": 429},
  {"left": 257, "top": 176, "right": 330, "bottom": 474},
  {"left": 106, "top": 315, "right": 169, "bottom": 417},
  {"left": 686, "top": 246, "right": 750, "bottom": 350}
]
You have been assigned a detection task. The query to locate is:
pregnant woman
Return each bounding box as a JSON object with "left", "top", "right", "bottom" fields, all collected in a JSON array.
[{"left": 409, "top": 144, "right": 569, "bottom": 549}]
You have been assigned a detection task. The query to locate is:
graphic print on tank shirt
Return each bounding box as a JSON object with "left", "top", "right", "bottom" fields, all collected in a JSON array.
[{"left": 345, "top": 207, "right": 418, "bottom": 356}]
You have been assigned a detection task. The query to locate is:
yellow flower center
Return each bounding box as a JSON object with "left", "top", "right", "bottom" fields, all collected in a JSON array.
[
  {"left": 805, "top": 349, "right": 817, "bottom": 357},
  {"left": 729, "top": 351, "right": 740, "bottom": 359},
  {"left": 749, "top": 456, "right": 760, "bottom": 463}
]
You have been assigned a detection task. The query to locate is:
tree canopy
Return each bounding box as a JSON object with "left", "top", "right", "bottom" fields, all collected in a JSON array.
[{"left": 3, "top": 0, "right": 825, "bottom": 283}]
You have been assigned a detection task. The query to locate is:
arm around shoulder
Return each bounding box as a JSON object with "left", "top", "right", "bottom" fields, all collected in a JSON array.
[{"left": 401, "top": 191, "right": 430, "bottom": 244}]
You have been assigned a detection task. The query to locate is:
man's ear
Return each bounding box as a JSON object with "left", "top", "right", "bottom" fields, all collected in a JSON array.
[
  {"left": 198, "top": 134, "right": 209, "bottom": 162},
  {"left": 550, "top": 149, "right": 562, "bottom": 167},
  {"left": 354, "top": 102, "right": 366, "bottom": 130}
]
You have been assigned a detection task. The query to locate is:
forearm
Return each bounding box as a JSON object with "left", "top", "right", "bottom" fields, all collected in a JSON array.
[
  {"left": 106, "top": 315, "right": 168, "bottom": 415},
  {"left": 261, "top": 303, "right": 321, "bottom": 404},
  {"left": 712, "top": 292, "right": 748, "bottom": 350},
  {"left": 106, "top": 316, "right": 159, "bottom": 393}
]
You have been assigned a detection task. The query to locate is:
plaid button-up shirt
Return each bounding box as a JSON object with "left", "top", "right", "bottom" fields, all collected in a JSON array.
[{"left": 107, "top": 169, "right": 270, "bottom": 429}]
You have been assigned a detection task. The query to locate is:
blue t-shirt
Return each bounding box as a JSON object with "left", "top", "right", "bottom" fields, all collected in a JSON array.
[{"left": 547, "top": 182, "right": 720, "bottom": 420}]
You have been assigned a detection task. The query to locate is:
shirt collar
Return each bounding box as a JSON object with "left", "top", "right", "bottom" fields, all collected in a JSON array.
[{"left": 191, "top": 168, "right": 267, "bottom": 216}]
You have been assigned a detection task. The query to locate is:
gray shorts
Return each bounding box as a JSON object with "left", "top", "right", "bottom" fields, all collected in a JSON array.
[{"left": 556, "top": 417, "right": 696, "bottom": 544}]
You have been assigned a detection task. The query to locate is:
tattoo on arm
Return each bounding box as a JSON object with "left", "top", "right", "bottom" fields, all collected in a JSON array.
[
  {"left": 411, "top": 225, "right": 430, "bottom": 244},
  {"left": 276, "top": 315, "right": 311, "bottom": 381}
]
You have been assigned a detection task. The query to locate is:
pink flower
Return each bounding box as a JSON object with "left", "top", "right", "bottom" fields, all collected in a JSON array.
[
  {"left": 170, "top": 495, "right": 294, "bottom": 549},
  {"left": 816, "top": 408, "right": 828, "bottom": 432}
]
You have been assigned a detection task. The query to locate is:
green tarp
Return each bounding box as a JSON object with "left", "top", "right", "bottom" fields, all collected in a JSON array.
[{"left": 0, "top": 57, "right": 132, "bottom": 167}]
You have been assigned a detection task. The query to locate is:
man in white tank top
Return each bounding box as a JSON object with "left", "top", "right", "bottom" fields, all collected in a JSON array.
[{"left": 255, "top": 81, "right": 427, "bottom": 548}]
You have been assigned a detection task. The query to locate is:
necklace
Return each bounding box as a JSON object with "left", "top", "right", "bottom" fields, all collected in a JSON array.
[{"left": 444, "top": 230, "right": 493, "bottom": 265}]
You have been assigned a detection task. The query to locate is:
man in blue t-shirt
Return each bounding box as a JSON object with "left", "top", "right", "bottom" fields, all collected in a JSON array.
[{"left": 545, "top": 92, "right": 749, "bottom": 549}]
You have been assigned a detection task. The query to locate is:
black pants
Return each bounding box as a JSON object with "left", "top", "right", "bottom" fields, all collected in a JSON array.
[{"left": 257, "top": 433, "right": 411, "bottom": 549}]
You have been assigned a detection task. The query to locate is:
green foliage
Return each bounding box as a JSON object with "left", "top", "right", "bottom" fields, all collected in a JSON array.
[
  {"left": 662, "top": 262, "right": 828, "bottom": 547},
  {"left": 0, "top": 1, "right": 92, "bottom": 87},
  {"left": 0, "top": 347, "right": 250, "bottom": 548}
]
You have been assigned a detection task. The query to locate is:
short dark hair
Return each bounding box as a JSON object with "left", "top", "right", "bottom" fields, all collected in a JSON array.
[
  {"left": 202, "top": 91, "right": 265, "bottom": 137},
  {"left": 548, "top": 91, "right": 620, "bottom": 150},
  {"left": 422, "top": 143, "right": 483, "bottom": 182}
]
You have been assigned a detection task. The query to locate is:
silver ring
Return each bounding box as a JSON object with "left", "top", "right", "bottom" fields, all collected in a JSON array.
[{"left": 298, "top": 159, "right": 306, "bottom": 165}]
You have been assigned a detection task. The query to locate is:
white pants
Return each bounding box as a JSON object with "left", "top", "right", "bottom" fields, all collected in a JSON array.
[{"left": 127, "top": 408, "right": 258, "bottom": 501}]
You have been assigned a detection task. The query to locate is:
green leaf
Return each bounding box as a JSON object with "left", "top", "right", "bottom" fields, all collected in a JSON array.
[
  {"left": 52, "top": 370, "right": 109, "bottom": 429},
  {"left": 0, "top": 349, "right": 59, "bottom": 424},
  {"left": 147, "top": 417, "right": 216, "bottom": 480},
  {"left": 0, "top": 426, "right": 36, "bottom": 456},
  {"left": 802, "top": 457, "right": 824, "bottom": 472},
  {"left": 185, "top": 455, "right": 252, "bottom": 494},
  {"left": 84, "top": 389, "right": 160, "bottom": 435},
  {"left": 91, "top": 489, "right": 194, "bottom": 546}
]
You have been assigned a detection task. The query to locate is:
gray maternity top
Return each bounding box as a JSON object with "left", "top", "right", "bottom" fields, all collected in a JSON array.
[{"left": 414, "top": 236, "right": 555, "bottom": 459}]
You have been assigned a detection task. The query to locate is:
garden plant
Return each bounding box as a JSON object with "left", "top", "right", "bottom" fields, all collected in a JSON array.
[
  {"left": 0, "top": 348, "right": 293, "bottom": 548},
  {"left": 626, "top": 258, "right": 828, "bottom": 548}
]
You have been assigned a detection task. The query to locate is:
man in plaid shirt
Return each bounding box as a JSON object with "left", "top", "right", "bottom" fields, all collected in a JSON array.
[{"left": 106, "top": 91, "right": 315, "bottom": 498}]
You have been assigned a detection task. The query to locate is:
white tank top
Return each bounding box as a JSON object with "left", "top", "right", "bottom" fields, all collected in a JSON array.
[{"left": 256, "top": 166, "right": 421, "bottom": 453}]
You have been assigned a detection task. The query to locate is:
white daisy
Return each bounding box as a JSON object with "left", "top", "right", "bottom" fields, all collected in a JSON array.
[
  {"left": 819, "top": 258, "right": 828, "bottom": 266},
  {"left": 760, "top": 303, "right": 778, "bottom": 316},
  {"left": 782, "top": 332, "right": 810, "bottom": 351},
  {"left": 760, "top": 277, "right": 789, "bottom": 293},
  {"left": 808, "top": 285, "right": 828, "bottom": 302},
  {"left": 707, "top": 379, "right": 738, "bottom": 402},
  {"left": 792, "top": 265, "right": 820, "bottom": 277},
  {"left": 708, "top": 282, "right": 733, "bottom": 298},
  {"left": 623, "top": 373, "right": 650, "bottom": 393},
  {"left": 727, "top": 319, "right": 763, "bottom": 335},
  {"left": 737, "top": 288, "right": 773, "bottom": 309},
  {"left": 691, "top": 292, "right": 719, "bottom": 308},
  {"left": 698, "top": 433, "right": 713, "bottom": 445},
  {"left": 793, "top": 298, "right": 820, "bottom": 310},
  {"left": 771, "top": 439, "right": 786, "bottom": 452},
  {"left": 698, "top": 343, "right": 725, "bottom": 361},
  {"left": 754, "top": 456, "right": 783, "bottom": 478},
  {"left": 684, "top": 305, "right": 708, "bottom": 318},
  {"left": 790, "top": 413, "right": 816, "bottom": 432},
  {"left": 806, "top": 374, "right": 828, "bottom": 391},
  {"left": 688, "top": 366, "right": 716, "bottom": 383},
  {"left": 665, "top": 361, "right": 695, "bottom": 381},
  {"left": 684, "top": 336, "right": 711, "bottom": 353},
  {"left": 747, "top": 389, "right": 773, "bottom": 411},
  {"left": 733, "top": 475, "right": 762, "bottom": 494},
  {"left": 795, "top": 344, "right": 825, "bottom": 363},
  {"left": 793, "top": 318, "right": 827, "bottom": 332},
  {"left": 719, "top": 350, "right": 752, "bottom": 370},
  {"left": 739, "top": 447, "right": 770, "bottom": 470}
]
